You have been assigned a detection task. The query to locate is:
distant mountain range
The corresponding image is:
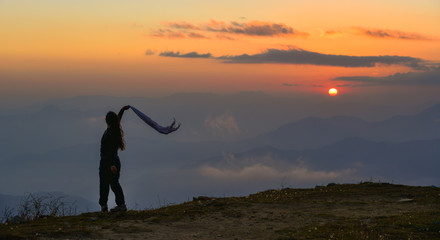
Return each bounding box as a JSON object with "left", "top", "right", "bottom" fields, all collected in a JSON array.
[
  {"left": 192, "top": 103, "right": 440, "bottom": 186},
  {"left": 252, "top": 103, "right": 440, "bottom": 149}
]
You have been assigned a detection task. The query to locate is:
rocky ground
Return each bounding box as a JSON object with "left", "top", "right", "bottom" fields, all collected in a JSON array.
[{"left": 1, "top": 182, "right": 439, "bottom": 240}]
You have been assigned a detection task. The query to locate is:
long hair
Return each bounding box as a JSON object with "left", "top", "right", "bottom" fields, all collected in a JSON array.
[{"left": 105, "top": 111, "right": 126, "bottom": 151}]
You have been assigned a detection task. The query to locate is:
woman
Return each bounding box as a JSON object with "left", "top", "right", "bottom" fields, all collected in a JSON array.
[{"left": 99, "top": 105, "right": 130, "bottom": 212}]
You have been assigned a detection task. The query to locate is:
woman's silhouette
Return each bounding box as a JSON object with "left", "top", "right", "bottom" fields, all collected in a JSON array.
[{"left": 99, "top": 105, "right": 130, "bottom": 212}]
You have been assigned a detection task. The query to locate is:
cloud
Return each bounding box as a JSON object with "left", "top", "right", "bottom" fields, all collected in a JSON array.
[
  {"left": 187, "top": 32, "right": 209, "bottom": 39},
  {"left": 159, "top": 51, "right": 212, "bottom": 58},
  {"left": 335, "top": 83, "right": 353, "bottom": 87},
  {"left": 164, "top": 21, "right": 201, "bottom": 30},
  {"left": 145, "top": 49, "right": 157, "bottom": 56},
  {"left": 283, "top": 83, "right": 327, "bottom": 88},
  {"left": 215, "top": 33, "right": 236, "bottom": 40},
  {"left": 158, "top": 48, "right": 427, "bottom": 70},
  {"left": 318, "top": 28, "right": 343, "bottom": 38},
  {"left": 200, "top": 163, "right": 355, "bottom": 182},
  {"left": 199, "top": 153, "right": 356, "bottom": 182},
  {"left": 354, "top": 27, "right": 433, "bottom": 40},
  {"left": 152, "top": 29, "right": 186, "bottom": 39},
  {"left": 282, "top": 83, "right": 301, "bottom": 87},
  {"left": 152, "top": 28, "right": 208, "bottom": 39},
  {"left": 205, "top": 20, "right": 309, "bottom": 37},
  {"left": 204, "top": 110, "right": 240, "bottom": 137},
  {"left": 152, "top": 19, "right": 308, "bottom": 39},
  {"left": 84, "top": 116, "right": 104, "bottom": 124},
  {"left": 333, "top": 67, "right": 440, "bottom": 87},
  {"left": 218, "top": 48, "right": 427, "bottom": 70}
]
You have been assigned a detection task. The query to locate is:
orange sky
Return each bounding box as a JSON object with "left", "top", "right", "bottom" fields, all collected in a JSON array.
[{"left": 0, "top": 0, "right": 439, "bottom": 101}]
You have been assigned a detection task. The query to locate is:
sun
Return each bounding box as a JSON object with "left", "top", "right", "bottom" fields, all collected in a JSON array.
[{"left": 328, "top": 88, "right": 338, "bottom": 96}]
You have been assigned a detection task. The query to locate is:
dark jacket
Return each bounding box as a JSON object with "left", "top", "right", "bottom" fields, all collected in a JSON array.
[
  {"left": 100, "top": 128, "right": 120, "bottom": 160},
  {"left": 100, "top": 108, "right": 126, "bottom": 162}
]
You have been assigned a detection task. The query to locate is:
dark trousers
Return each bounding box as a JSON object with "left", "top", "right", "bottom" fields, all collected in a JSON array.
[{"left": 99, "top": 157, "right": 125, "bottom": 206}]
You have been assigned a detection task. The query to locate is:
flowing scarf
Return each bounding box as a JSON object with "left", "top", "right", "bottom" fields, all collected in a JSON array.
[{"left": 129, "top": 105, "right": 180, "bottom": 134}]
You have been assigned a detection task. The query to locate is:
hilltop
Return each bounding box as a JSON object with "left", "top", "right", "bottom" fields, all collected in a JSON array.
[{"left": 1, "top": 183, "right": 439, "bottom": 240}]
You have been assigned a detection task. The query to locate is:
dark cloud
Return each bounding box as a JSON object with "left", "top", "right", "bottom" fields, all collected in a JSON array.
[
  {"left": 152, "top": 29, "right": 208, "bottom": 39},
  {"left": 159, "top": 51, "right": 212, "bottom": 58},
  {"left": 333, "top": 68, "right": 440, "bottom": 87},
  {"left": 215, "top": 33, "right": 236, "bottom": 40},
  {"left": 152, "top": 29, "right": 186, "bottom": 38},
  {"left": 205, "top": 20, "right": 309, "bottom": 37},
  {"left": 336, "top": 83, "right": 354, "bottom": 87},
  {"left": 354, "top": 27, "right": 433, "bottom": 40},
  {"left": 165, "top": 22, "right": 200, "bottom": 30},
  {"left": 157, "top": 48, "right": 429, "bottom": 70},
  {"left": 282, "top": 83, "right": 326, "bottom": 88},
  {"left": 188, "top": 32, "right": 209, "bottom": 39},
  {"left": 145, "top": 49, "right": 157, "bottom": 56},
  {"left": 282, "top": 83, "right": 301, "bottom": 87},
  {"left": 218, "top": 48, "right": 427, "bottom": 70},
  {"left": 153, "top": 19, "right": 308, "bottom": 38}
]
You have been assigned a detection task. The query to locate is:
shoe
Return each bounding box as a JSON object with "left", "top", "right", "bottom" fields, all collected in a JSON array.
[
  {"left": 101, "top": 205, "right": 108, "bottom": 212},
  {"left": 110, "top": 204, "right": 127, "bottom": 212}
]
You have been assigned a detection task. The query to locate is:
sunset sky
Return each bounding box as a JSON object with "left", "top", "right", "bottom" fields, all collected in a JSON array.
[
  {"left": 1, "top": 0, "right": 440, "bottom": 209},
  {"left": 1, "top": 0, "right": 439, "bottom": 106}
]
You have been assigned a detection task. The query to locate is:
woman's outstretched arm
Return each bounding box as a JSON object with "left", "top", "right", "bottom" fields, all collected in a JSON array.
[{"left": 118, "top": 105, "right": 130, "bottom": 120}]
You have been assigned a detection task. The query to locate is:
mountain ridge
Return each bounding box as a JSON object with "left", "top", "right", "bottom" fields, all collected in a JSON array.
[{"left": 253, "top": 103, "right": 440, "bottom": 149}]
